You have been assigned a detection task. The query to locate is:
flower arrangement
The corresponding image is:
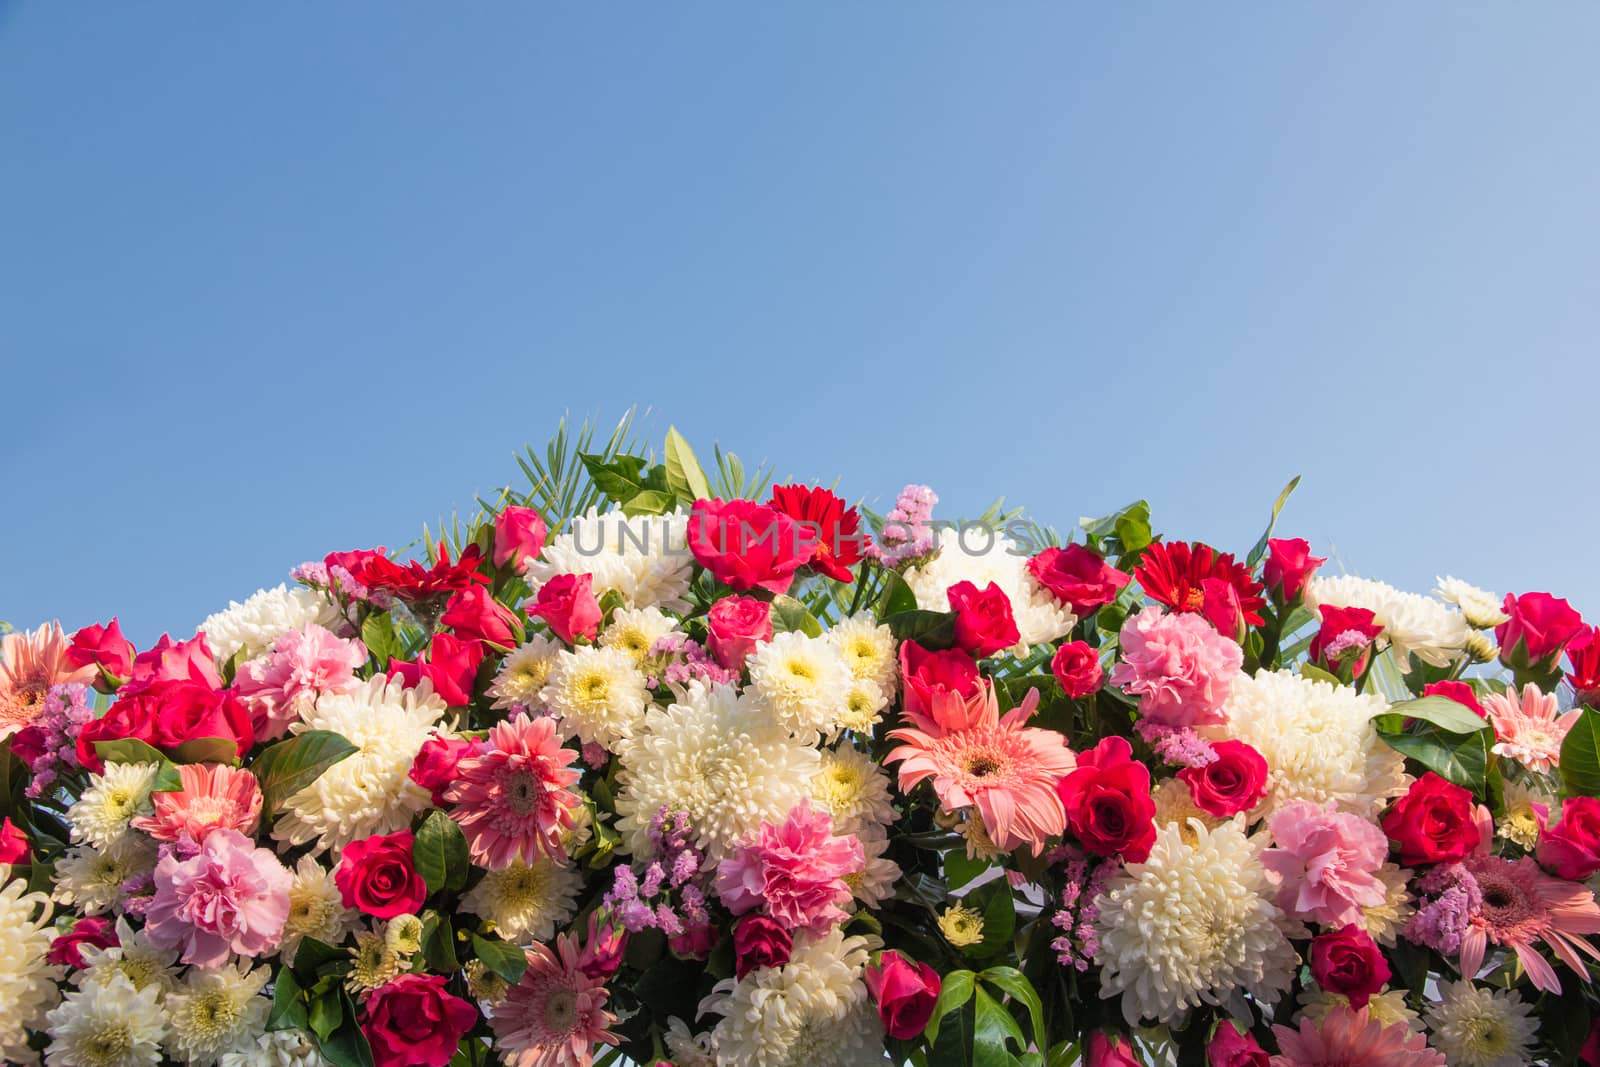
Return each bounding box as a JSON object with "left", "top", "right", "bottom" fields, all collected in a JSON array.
[{"left": 4, "top": 419, "right": 1600, "bottom": 1067}]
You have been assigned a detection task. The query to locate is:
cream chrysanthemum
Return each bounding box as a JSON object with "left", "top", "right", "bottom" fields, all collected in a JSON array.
[
  {"left": 539, "top": 645, "right": 651, "bottom": 750},
  {"left": 938, "top": 903, "right": 985, "bottom": 947},
  {"left": 45, "top": 972, "right": 167, "bottom": 1067},
  {"left": 601, "top": 607, "right": 678, "bottom": 666},
  {"left": 1423, "top": 980, "right": 1538, "bottom": 1067},
  {"left": 1360, "top": 863, "right": 1414, "bottom": 946},
  {"left": 746, "top": 632, "right": 854, "bottom": 743},
  {"left": 53, "top": 836, "right": 159, "bottom": 916},
  {"left": 0, "top": 875, "right": 63, "bottom": 1064},
  {"left": 1299, "top": 988, "right": 1421, "bottom": 1031},
  {"left": 1500, "top": 780, "right": 1554, "bottom": 851},
  {"left": 346, "top": 930, "right": 403, "bottom": 994},
  {"left": 525, "top": 507, "right": 694, "bottom": 612},
  {"left": 904, "top": 528, "right": 1076, "bottom": 650},
  {"left": 461, "top": 858, "right": 582, "bottom": 944},
  {"left": 1435, "top": 577, "right": 1510, "bottom": 630},
  {"left": 614, "top": 682, "right": 821, "bottom": 860},
  {"left": 1211, "top": 669, "right": 1408, "bottom": 821},
  {"left": 846, "top": 832, "right": 901, "bottom": 908},
  {"left": 487, "top": 636, "right": 563, "bottom": 712},
  {"left": 1094, "top": 819, "right": 1297, "bottom": 1027},
  {"left": 837, "top": 680, "right": 889, "bottom": 735},
  {"left": 279, "top": 855, "right": 357, "bottom": 965},
  {"left": 1306, "top": 575, "right": 1470, "bottom": 669},
  {"left": 273, "top": 676, "right": 446, "bottom": 853},
  {"left": 664, "top": 1017, "right": 719, "bottom": 1067},
  {"left": 810, "top": 746, "right": 897, "bottom": 839},
  {"left": 68, "top": 762, "right": 161, "bottom": 849},
  {"left": 78, "top": 919, "right": 179, "bottom": 998},
  {"left": 198, "top": 584, "right": 337, "bottom": 666},
  {"left": 1150, "top": 778, "right": 1218, "bottom": 847},
  {"left": 826, "top": 615, "right": 899, "bottom": 697},
  {"left": 217, "top": 1028, "right": 325, "bottom": 1067},
  {"left": 163, "top": 961, "right": 270, "bottom": 1065}
]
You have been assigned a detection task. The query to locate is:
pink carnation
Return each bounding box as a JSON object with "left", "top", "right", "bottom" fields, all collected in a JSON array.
[
  {"left": 145, "top": 828, "right": 291, "bottom": 967},
  {"left": 234, "top": 623, "right": 365, "bottom": 741},
  {"left": 131, "top": 763, "right": 263, "bottom": 843},
  {"left": 715, "top": 803, "right": 863, "bottom": 935},
  {"left": 1109, "top": 606, "right": 1242, "bottom": 727},
  {"left": 1262, "top": 800, "right": 1390, "bottom": 927}
]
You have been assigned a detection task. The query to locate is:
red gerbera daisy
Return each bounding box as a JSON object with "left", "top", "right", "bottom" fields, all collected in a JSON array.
[
  {"left": 1134, "top": 540, "right": 1265, "bottom": 629},
  {"left": 340, "top": 544, "right": 491, "bottom": 603},
  {"left": 767, "top": 484, "right": 871, "bottom": 583}
]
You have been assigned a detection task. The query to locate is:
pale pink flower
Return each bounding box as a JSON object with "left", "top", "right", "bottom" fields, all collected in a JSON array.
[
  {"left": 145, "top": 827, "right": 291, "bottom": 967},
  {"left": 0, "top": 622, "right": 95, "bottom": 739},
  {"left": 234, "top": 623, "right": 365, "bottom": 741},
  {"left": 1484, "top": 682, "right": 1581, "bottom": 775},
  {"left": 1460, "top": 850, "right": 1600, "bottom": 994},
  {"left": 490, "top": 933, "right": 619, "bottom": 1067},
  {"left": 132, "top": 763, "right": 263, "bottom": 843},
  {"left": 1109, "top": 607, "right": 1242, "bottom": 728},
  {"left": 445, "top": 712, "right": 583, "bottom": 868},
  {"left": 1262, "top": 800, "right": 1390, "bottom": 927},
  {"left": 886, "top": 681, "right": 1076, "bottom": 855},
  {"left": 715, "top": 803, "right": 862, "bottom": 934},
  {"left": 1270, "top": 1006, "right": 1445, "bottom": 1066}
]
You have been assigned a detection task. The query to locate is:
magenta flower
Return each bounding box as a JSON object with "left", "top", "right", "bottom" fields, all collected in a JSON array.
[
  {"left": 145, "top": 828, "right": 291, "bottom": 967},
  {"left": 715, "top": 803, "right": 862, "bottom": 935},
  {"left": 1109, "top": 606, "right": 1242, "bottom": 728}
]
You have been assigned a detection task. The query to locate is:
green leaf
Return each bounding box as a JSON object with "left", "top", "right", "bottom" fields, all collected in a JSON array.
[
  {"left": 929, "top": 999, "right": 976, "bottom": 1067},
  {"left": 308, "top": 987, "right": 343, "bottom": 1042},
  {"left": 621, "top": 488, "right": 674, "bottom": 516},
  {"left": 1386, "top": 695, "right": 1493, "bottom": 735},
  {"left": 420, "top": 911, "right": 459, "bottom": 973},
  {"left": 963, "top": 878, "right": 1017, "bottom": 960},
  {"left": 267, "top": 969, "right": 308, "bottom": 1032},
  {"left": 771, "top": 594, "right": 824, "bottom": 638},
  {"left": 1378, "top": 724, "right": 1491, "bottom": 792},
  {"left": 1245, "top": 475, "right": 1302, "bottom": 568},
  {"left": 251, "top": 730, "right": 359, "bottom": 815},
  {"left": 1562, "top": 707, "right": 1600, "bottom": 798},
  {"left": 925, "top": 969, "right": 976, "bottom": 1043},
  {"left": 945, "top": 850, "right": 989, "bottom": 891},
  {"left": 877, "top": 569, "right": 920, "bottom": 618},
  {"left": 978, "top": 966, "right": 1046, "bottom": 1051},
  {"left": 884, "top": 609, "right": 960, "bottom": 651},
  {"left": 360, "top": 613, "right": 397, "bottom": 669},
  {"left": 90, "top": 739, "right": 183, "bottom": 791},
  {"left": 580, "top": 452, "right": 652, "bottom": 502},
  {"left": 663, "top": 426, "right": 713, "bottom": 505},
  {"left": 972, "top": 987, "right": 1025, "bottom": 1067},
  {"left": 414, "top": 810, "right": 470, "bottom": 895},
  {"left": 170, "top": 735, "right": 240, "bottom": 766},
  {"left": 1299, "top": 662, "right": 1342, "bottom": 688},
  {"left": 0, "top": 744, "right": 23, "bottom": 820},
  {"left": 472, "top": 932, "right": 529, "bottom": 985},
  {"left": 290, "top": 936, "right": 345, "bottom": 979},
  {"left": 318, "top": 991, "right": 376, "bottom": 1067}
]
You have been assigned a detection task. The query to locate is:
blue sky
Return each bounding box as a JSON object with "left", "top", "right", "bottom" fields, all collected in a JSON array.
[{"left": 3, "top": 3, "right": 1598, "bottom": 647}]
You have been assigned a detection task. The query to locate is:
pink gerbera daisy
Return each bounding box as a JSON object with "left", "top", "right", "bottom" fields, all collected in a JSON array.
[
  {"left": 132, "top": 763, "right": 263, "bottom": 843},
  {"left": 491, "top": 933, "right": 620, "bottom": 1067},
  {"left": 1460, "top": 850, "right": 1600, "bottom": 993},
  {"left": 444, "top": 712, "right": 583, "bottom": 868},
  {"left": 885, "top": 680, "right": 1076, "bottom": 855},
  {"left": 0, "top": 623, "right": 95, "bottom": 739},
  {"left": 1484, "top": 683, "right": 1581, "bottom": 774},
  {"left": 1271, "top": 1006, "right": 1445, "bottom": 1066}
]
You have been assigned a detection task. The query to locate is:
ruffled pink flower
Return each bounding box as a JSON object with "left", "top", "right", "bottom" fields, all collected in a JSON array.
[
  {"left": 491, "top": 933, "right": 620, "bottom": 1067},
  {"left": 1262, "top": 800, "right": 1390, "bottom": 927},
  {"left": 1109, "top": 607, "right": 1242, "bottom": 728},
  {"left": 1484, "top": 682, "right": 1581, "bottom": 775},
  {"left": 1461, "top": 849, "right": 1600, "bottom": 994},
  {"left": 444, "top": 712, "right": 583, "bottom": 868},
  {"left": 715, "top": 803, "right": 862, "bottom": 934},
  {"left": 131, "top": 763, "right": 263, "bottom": 843},
  {"left": 1270, "top": 1006, "right": 1445, "bottom": 1066},
  {"left": 234, "top": 623, "right": 365, "bottom": 741},
  {"left": 145, "top": 827, "right": 291, "bottom": 967}
]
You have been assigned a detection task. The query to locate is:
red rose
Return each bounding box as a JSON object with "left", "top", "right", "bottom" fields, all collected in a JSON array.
[
  {"left": 1584, "top": 1019, "right": 1600, "bottom": 1067},
  {"left": 1176, "top": 740, "right": 1268, "bottom": 818},
  {"left": 48, "top": 916, "right": 119, "bottom": 968},
  {"left": 1087, "top": 1032, "right": 1141, "bottom": 1067},
  {"left": 947, "top": 580, "right": 1020, "bottom": 658},
  {"left": 9, "top": 725, "right": 49, "bottom": 768},
  {"left": 1056, "top": 736, "right": 1157, "bottom": 862},
  {"left": 1569, "top": 627, "right": 1600, "bottom": 708},
  {"left": 361, "top": 973, "right": 478, "bottom": 1067},
  {"left": 75, "top": 700, "right": 157, "bottom": 773},
  {"left": 493, "top": 505, "right": 549, "bottom": 570},
  {"left": 1263, "top": 538, "right": 1325, "bottom": 605},
  {"left": 441, "top": 586, "right": 519, "bottom": 647},
  {"left": 1421, "top": 680, "right": 1488, "bottom": 720},
  {"left": 1538, "top": 796, "right": 1600, "bottom": 880},
  {"left": 1496, "top": 591, "right": 1587, "bottom": 672},
  {"left": 65, "top": 618, "right": 135, "bottom": 692},
  {"left": 1381, "top": 772, "right": 1480, "bottom": 866},
  {"left": 767, "top": 484, "right": 870, "bottom": 583},
  {"left": 864, "top": 950, "right": 941, "bottom": 1041},
  {"left": 1200, "top": 577, "right": 1246, "bottom": 642},
  {"left": 733, "top": 914, "right": 793, "bottom": 978},
  {"left": 531, "top": 573, "right": 603, "bottom": 644},
  {"left": 336, "top": 829, "right": 428, "bottom": 919},
  {"left": 409, "top": 736, "right": 478, "bottom": 806},
  {"left": 148, "top": 682, "right": 254, "bottom": 760},
  {"left": 687, "top": 498, "right": 814, "bottom": 595},
  {"left": 0, "top": 817, "right": 29, "bottom": 864},
  {"left": 1051, "top": 641, "right": 1103, "bottom": 699},
  {"left": 706, "top": 596, "right": 773, "bottom": 671},
  {"left": 899, "top": 641, "right": 980, "bottom": 718},
  {"left": 1207, "top": 1021, "right": 1268, "bottom": 1067},
  {"left": 1026, "top": 545, "right": 1130, "bottom": 615},
  {"left": 1308, "top": 925, "right": 1390, "bottom": 1009},
  {"left": 122, "top": 633, "right": 224, "bottom": 696},
  {"left": 668, "top": 921, "right": 718, "bottom": 959},
  {"left": 390, "top": 633, "right": 485, "bottom": 708},
  {"left": 1309, "top": 605, "right": 1383, "bottom": 680}
]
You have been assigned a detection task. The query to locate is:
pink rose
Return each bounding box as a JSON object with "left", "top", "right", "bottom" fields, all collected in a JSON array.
[
  {"left": 1109, "top": 607, "right": 1242, "bottom": 728},
  {"left": 688, "top": 498, "right": 814, "bottom": 595},
  {"left": 706, "top": 595, "right": 773, "bottom": 671},
  {"left": 441, "top": 586, "right": 520, "bottom": 647},
  {"left": 1207, "top": 1022, "right": 1268, "bottom": 1067},
  {"left": 864, "top": 950, "right": 941, "bottom": 1040},
  {"left": 1176, "top": 740, "right": 1268, "bottom": 817},
  {"left": 733, "top": 914, "right": 793, "bottom": 978},
  {"left": 1051, "top": 641, "right": 1103, "bottom": 699},
  {"left": 1497, "top": 591, "right": 1587, "bottom": 671},
  {"left": 0, "top": 817, "right": 29, "bottom": 864},
  {"left": 409, "top": 736, "right": 478, "bottom": 806},
  {"left": 65, "top": 618, "right": 135, "bottom": 691},
  {"left": 1087, "top": 1032, "right": 1141, "bottom": 1067},
  {"left": 361, "top": 973, "right": 479, "bottom": 1067},
  {"left": 48, "top": 916, "right": 119, "bottom": 968},
  {"left": 336, "top": 829, "right": 428, "bottom": 919},
  {"left": 899, "top": 640, "right": 980, "bottom": 718},
  {"left": 493, "top": 505, "right": 549, "bottom": 571},
  {"left": 390, "top": 633, "right": 485, "bottom": 708},
  {"left": 1309, "top": 925, "right": 1390, "bottom": 1009},
  {"left": 947, "top": 580, "right": 1021, "bottom": 657},
  {"left": 1538, "top": 796, "right": 1600, "bottom": 881},
  {"left": 531, "top": 573, "right": 603, "bottom": 644},
  {"left": 122, "top": 633, "right": 224, "bottom": 695},
  {"left": 146, "top": 828, "right": 291, "bottom": 967},
  {"left": 1026, "top": 544, "right": 1130, "bottom": 615},
  {"left": 147, "top": 682, "right": 255, "bottom": 761},
  {"left": 1263, "top": 538, "right": 1325, "bottom": 604},
  {"left": 1262, "top": 800, "right": 1390, "bottom": 927}
]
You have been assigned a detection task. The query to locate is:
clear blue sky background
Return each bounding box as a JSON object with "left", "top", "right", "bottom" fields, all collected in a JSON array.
[{"left": 3, "top": 3, "right": 1597, "bottom": 647}]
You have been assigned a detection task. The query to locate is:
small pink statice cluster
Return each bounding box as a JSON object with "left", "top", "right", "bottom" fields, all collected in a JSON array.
[
  {"left": 644, "top": 634, "right": 738, "bottom": 689},
  {"left": 15, "top": 683, "right": 95, "bottom": 799},
  {"left": 605, "top": 808, "right": 711, "bottom": 938},
  {"left": 1403, "top": 862, "right": 1481, "bottom": 955},
  {"left": 870, "top": 484, "right": 939, "bottom": 567},
  {"left": 1051, "top": 850, "right": 1112, "bottom": 971}
]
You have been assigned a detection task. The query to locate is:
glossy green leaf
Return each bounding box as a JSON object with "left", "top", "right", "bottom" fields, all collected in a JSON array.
[
  {"left": 360, "top": 612, "right": 397, "bottom": 669},
  {"left": 90, "top": 739, "right": 183, "bottom": 791},
  {"left": 884, "top": 610, "right": 960, "bottom": 651},
  {"left": 878, "top": 570, "right": 920, "bottom": 618},
  {"left": 1386, "top": 695, "right": 1493, "bottom": 735},
  {"left": 413, "top": 810, "right": 470, "bottom": 895},
  {"left": 267, "top": 969, "right": 308, "bottom": 1032},
  {"left": 1245, "top": 475, "right": 1301, "bottom": 567},
  {"left": 925, "top": 969, "right": 976, "bottom": 1044},
  {"left": 307, "top": 987, "right": 343, "bottom": 1042},
  {"left": 472, "top": 932, "right": 529, "bottom": 985},
  {"left": 251, "top": 730, "right": 359, "bottom": 815},
  {"left": 771, "top": 594, "right": 824, "bottom": 638},
  {"left": 171, "top": 735, "right": 239, "bottom": 766},
  {"left": 972, "top": 987, "right": 1025, "bottom": 1067},
  {"left": 978, "top": 966, "right": 1046, "bottom": 1051},
  {"left": 945, "top": 850, "right": 989, "bottom": 891},
  {"left": 1561, "top": 707, "right": 1600, "bottom": 798},
  {"left": 1378, "top": 724, "right": 1490, "bottom": 791},
  {"left": 663, "top": 426, "right": 713, "bottom": 505}
]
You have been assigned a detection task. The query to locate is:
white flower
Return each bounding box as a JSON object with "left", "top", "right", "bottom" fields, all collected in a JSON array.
[
  {"left": 163, "top": 961, "right": 270, "bottom": 1065},
  {"left": 273, "top": 676, "right": 446, "bottom": 853},
  {"left": 54, "top": 836, "right": 159, "bottom": 916},
  {"left": 487, "top": 635, "right": 563, "bottom": 712},
  {"left": 1094, "top": 819, "right": 1297, "bottom": 1026},
  {"left": 664, "top": 1017, "right": 719, "bottom": 1067},
  {"left": 68, "top": 763, "right": 161, "bottom": 848},
  {"left": 198, "top": 584, "right": 336, "bottom": 666},
  {"left": 217, "top": 1028, "right": 326, "bottom": 1067},
  {"left": 78, "top": 919, "right": 179, "bottom": 998},
  {"left": 1499, "top": 779, "right": 1555, "bottom": 851},
  {"left": 1359, "top": 863, "right": 1414, "bottom": 947},
  {"left": 836, "top": 679, "right": 889, "bottom": 735},
  {"left": 1423, "top": 980, "right": 1538, "bottom": 1067},
  {"left": 1306, "top": 575, "right": 1470, "bottom": 669},
  {"left": 539, "top": 645, "right": 651, "bottom": 750},
  {"left": 279, "top": 856, "right": 357, "bottom": 965},
  {"left": 601, "top": 606, "right": 679, "bottom": 665},
  {"left": 1212, "top": 669, "right": 1408, "bottom": 821},
  {"left": 526, "top": 507, "right": 694, "bottom": 612},
  {"left": 615, "top": 682, "right": 822, "bottom": 860},
  {"left": 846, "top": 832, "right": 901, "bottom": 909},
  {"left": 1299, "top": 987, "right": 1421, "bottom": 1031},
  {"left": 0, "top": 876, "right": 63, "bottom": 1064},
  {"left": 826, "top": 615, "right": 899, "bottom": 697},
  {"left": 904, "top": 527, "right": 1075, "bottom": 650},
  {"left": 810, "top": 745, "right": 897, "bottom": 839},
  {"left": 45, "top": 972, "right": 167, "bottom": 1067},
  {"left": 1435, "top": 577, "right": 1510, "bottom": 630},
  {"left": 747, "top": 633, "right": 854, "bottom": 743},
  {"left": 461, "top": 858, "right": 582, "bottom": 944}
]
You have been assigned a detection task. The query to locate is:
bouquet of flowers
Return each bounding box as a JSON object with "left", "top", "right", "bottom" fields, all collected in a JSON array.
[{"left": 4, "top": 419, "right": 1600, "bottom": 1067}]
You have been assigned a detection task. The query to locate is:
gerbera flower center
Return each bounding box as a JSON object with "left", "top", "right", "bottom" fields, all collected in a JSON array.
[
  {"left": 504, "top": 769, "right": 545, "bottom": 815},
  {"left": 1182, "top": 587, "right": 1206, "bottom": 611},
  {"left": 544, "top": 987, "right": 579, "bottom": 1031}
]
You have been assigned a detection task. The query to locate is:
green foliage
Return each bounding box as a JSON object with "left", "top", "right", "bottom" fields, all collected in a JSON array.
[
  {"left": 472, "top": 932, "right": 529, "bottom": 984},
  {"left": 250, "top": 731, "right": 359, "bottom": 816},
  {"left": 885, "top": 609, "right": 960, "bottom": 650},
  {"left": 1562, "top": 707, "right": 1600, "bottom": 798},
  {"left": 771, "top": 594, "right": 825, "bottom": 638},
  {"left": 91, "top": 739, "right": 184, "bottom": 792},
  {"left": 1245, "top": 475, "right": 1301, "bottom": 567},
  {"left": 413, "top": 810, "right": 470, "bottom": 895}
]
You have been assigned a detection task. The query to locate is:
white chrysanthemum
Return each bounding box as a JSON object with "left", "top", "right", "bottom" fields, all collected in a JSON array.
[
  {"left": 1299, "top": 988, "right": 1421, "bottom": 1031},
  {"left": 1213, "top": 669, "right": 1408, "bottom": 821},
  {"left": 487, "top": 635, "right": 563, "bottom": 712},
  {"left": 601, "top": 606, "right": 679, "bottom": 665},
  {"left": 826, "top": 615, "right": 899, "bottom": 697},
  {"left": 279, "top": 856, "right": 357, "bottom": 965},
  {"left": 1150, "top": 778, "right": 1219, "bottom": 847},
  {"left": 45, "top": 972, "right": 167, "bottom": 1067},
  {"left": 846, "top": 832, "right": 901, "bottom": 909},
  {"left": 747, "top": 632, "right": 854, "bottom": 743},
  {"left": 526, "top": 507, "right": 694, "bottom": 612},
  {"left": 836, "top": 679, "right": 889, "bottom": 735},
  {"left": 1360, "top": 863, "right": 1414, "bottom": 946},
  {"left": 273, "top": 676, "right": 446, "bottom": 853},
  {"left": 163, "top": 961, "right": 270, "bottom": 1065},
  {"left": 1306, "top": 575, "right": 1470, "bottom": 669},
  {"left": 198, "top": 584, "right": 336, "bottom": 666},
  {"left": 68, "top": 762, "right": 161, "bottom": 848},
  {"left": 539, "top": 645, "right": 651, "bottom": 750},
  {"left": 810, "top": 746, "right": 897, "bottom": 839},
  {"left": 1423, "top": 980, "right": 1538, "bottom": 1067},
  {"left": 0, "top": 875, "right": 63, "bottom": 1064},
  {"left": 217, "top": 1028, "right": 326, "bottom": 1067},
  {"left": 54, "top": 836, "right": 159, "bottom": 916},
  {"left": 1500, "top": 780, "right": 1555, "bottom": 851},
  {"left": 1435, "top": 577, "right": 1510, "bottom": 630},
  {"left": 461, "top": 857, "right": 582, "bottom": 944},
  {"left": 904, "top": 527, "right": 1076, "bottom": 650},
  {"left": 1094, "top": 819, "right": 1298, "bottom": 1027},
  {"left": 615, "top": 682, "right": 822, "bottom": 860},
  {"left": 78, "top": 919, "right": 179, "bottom": 998},
  {"left": 664, "top": 1017, "right": 719, "bottom": 1067},
  {"left": 702, "top": 928, "right": 887, "bottom": 1067}
]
